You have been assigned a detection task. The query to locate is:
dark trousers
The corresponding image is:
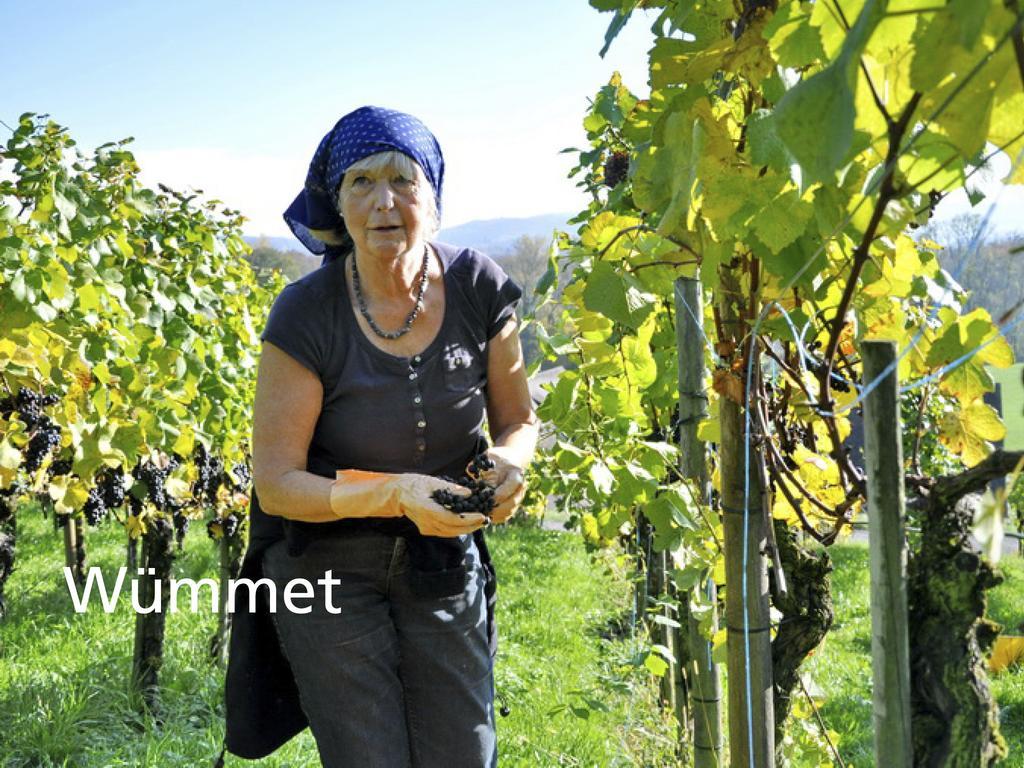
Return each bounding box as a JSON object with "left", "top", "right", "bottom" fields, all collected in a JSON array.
[{"left": 262, "top": 531, "right": 497, "bottom": 768}]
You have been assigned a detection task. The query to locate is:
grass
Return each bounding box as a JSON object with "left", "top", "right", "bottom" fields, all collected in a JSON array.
[
  {"left": 805, "top": 541, "right": 1024, "bottom": 768},
  {"left": 0, "top": 503, "right": 676, "bottom": 767}
]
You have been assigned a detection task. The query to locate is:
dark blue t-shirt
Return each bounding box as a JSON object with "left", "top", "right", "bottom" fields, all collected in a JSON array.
[{"left": 251, "top": 240, "right": 522, "bottom": 555}]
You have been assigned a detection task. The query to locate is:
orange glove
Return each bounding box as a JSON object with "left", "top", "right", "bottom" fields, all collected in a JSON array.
[{"left": 329, "top": 469, "right": 487, "bottom": 537}]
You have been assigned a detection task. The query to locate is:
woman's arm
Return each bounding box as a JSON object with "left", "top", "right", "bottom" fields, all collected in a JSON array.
[
  {"left": 484, "top": 315, "right": 539, "bottom": 521},
  {"left": 251, "top": 341, "right": 339, "bottom": 522}
]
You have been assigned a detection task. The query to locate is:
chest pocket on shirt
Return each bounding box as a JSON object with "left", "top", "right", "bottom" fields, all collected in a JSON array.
[{"left": 442, "top": 343, "right": 481, "bottom": 392}]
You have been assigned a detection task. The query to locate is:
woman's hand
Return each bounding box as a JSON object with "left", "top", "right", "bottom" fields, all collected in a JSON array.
[
  {"left": 330, "top": 470, "right": 487, "bottom": 537},
  {"left": 481, "top": 447, "right": 527, "bottom": 525},
  {"left": 392, "top": 474, "right": 489, "bottom": 537}
]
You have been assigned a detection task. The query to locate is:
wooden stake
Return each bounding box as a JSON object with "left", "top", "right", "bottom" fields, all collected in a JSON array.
[
  {"left": 675, "top": 277, "right": 723, "bottom": 767},
  {"left": 861, "top": 340, "right": 913, "bottom": 767},
  {"left": 717, "top": 267, "right": 775, "bottom": 767}
]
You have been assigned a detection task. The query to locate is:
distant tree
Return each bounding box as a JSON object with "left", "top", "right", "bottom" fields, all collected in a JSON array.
[
  {"left": 920, "top": 215, "right": 1024, "bottom": 360},
  {"left": 497, "top": 234, "right": 562, "bottom": 368},
  {"left": 244, "top": 236, "right": 316, "bottom": 284}
]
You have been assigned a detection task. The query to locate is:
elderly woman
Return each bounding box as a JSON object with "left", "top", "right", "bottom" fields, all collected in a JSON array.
[{"left": 222, "top": 106, "right": 538, "bottom": 767}]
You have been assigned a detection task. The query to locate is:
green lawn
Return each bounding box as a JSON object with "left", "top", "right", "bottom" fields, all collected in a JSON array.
[{"left": 0, "top": 504, "right": 677, "bottom": 767}]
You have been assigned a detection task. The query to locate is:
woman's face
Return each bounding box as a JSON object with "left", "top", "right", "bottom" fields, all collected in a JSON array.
[{"left": 339, "top": 156, "right": 431, "bottom": 263}]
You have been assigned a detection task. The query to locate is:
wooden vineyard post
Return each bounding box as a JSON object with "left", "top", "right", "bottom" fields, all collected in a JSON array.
[
  {"left": 62, "top": 514, "right": 76, "bottom": 573},
  {"left": 131, "top": 513, "right": 176, "bottom": 713},
  {"left": 210, "top": 530, "right": 244, "bottom": 666},
  {"left": 717, "top": 266, "right": 775, "bottom": 767},
  {"left": 62, "top": 514, "right": 85, "bottom": 585},
  {"left": 861, "top": 340, "right": 913, "bottom": 767},
  {"left": 675, "top": 277, "right": 722, "bottom": 767}
]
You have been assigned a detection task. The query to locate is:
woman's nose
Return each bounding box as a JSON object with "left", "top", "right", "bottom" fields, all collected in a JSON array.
[{"left": 373, "top": 180, "right": 394, "bottom": 210}]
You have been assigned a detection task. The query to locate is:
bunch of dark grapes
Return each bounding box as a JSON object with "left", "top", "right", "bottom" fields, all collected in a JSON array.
[
  {"left": 206, "top": 512, "right": 241, "bottom": 541},
  {"left": 229, "top": 462, "right": 252, "bottom": 493},
  {"left": 431, "top": 454, "right": 497, "bottom": 517},
  {"left": 81, "top": 470, "right": 127, "bottom": 526},
  {"left": 192, "top": 444, "right": 224, "bottom": 504},
  {"left": 83, "top": 486, "right": 107, "bottom": 526},
  {"left": 0, "top": 388, "right": 59, "bottom": 428},
  {"left": 49, "top": 457, "right": 74, "bottom": 477},
  {"left": 173, "top": 508, "right": 189, "bottom": 548},
  {"left": 132, "top": 456, "right": 180, "bottom": 511},
  {"left": 97, "top": 469, "right": 127, "bottom": 509},
  {"left": 603, "top": 151, "right": 629, "bottom": 188},
  {"left": 14, "top": 388, "right": 43, "bottom": 429},
  {"left": 24, "top": 417, "right": 62, "bottom": 473},
  {"left": 803, "top": 353, "right": 853, "bottom": 394}
]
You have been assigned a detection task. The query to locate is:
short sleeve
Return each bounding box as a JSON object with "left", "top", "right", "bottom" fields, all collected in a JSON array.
[
  {"left": 473, "top": 255, "right": 523, "bottom": 340},
  {"left": 259, "top": 282, "right": 328, "bottom": 376}
]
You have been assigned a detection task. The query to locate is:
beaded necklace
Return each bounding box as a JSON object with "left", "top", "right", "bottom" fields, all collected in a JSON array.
[{"left": 351, "top": 244, "right": 431, "bottom": 340}]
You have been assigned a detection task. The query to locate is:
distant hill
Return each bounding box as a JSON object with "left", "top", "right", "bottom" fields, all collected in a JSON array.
[
  {"left": 243, "top": 212, "right": 578, "bottom": 259},
  {"left": 438, "top": 213, "right": 577, "bottom": 253}
]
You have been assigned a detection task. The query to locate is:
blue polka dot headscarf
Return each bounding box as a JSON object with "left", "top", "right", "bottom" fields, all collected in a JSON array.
[{"left": 282, "top": 106, "right": 445, "bottom": 262}]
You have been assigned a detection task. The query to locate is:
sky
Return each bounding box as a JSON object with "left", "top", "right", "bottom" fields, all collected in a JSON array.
[{"left": 2, "top": 1, "right": 1021, "bottom": 240}]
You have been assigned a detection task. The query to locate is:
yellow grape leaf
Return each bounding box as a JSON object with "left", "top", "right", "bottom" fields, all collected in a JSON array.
[
  {"left": 712, "top": 551, "right": 726, "bottom": 585},
  {"left": 126, "top": 513, "right": 149, "bottom": 540},
  {"left": 772, "top": 491, "right": 802, "bottom": 526},
  {"left": 580, "top": 211, "right": 643, "bottom": 261},
  {"left": 764, "top": 1, "right": 825, "bottom": 69},
  {"left": 938, "top": 399, "right": 1006, "bottom": 466},
  {"left": 938, "top": 360, "right": 994, "bottom": 404},
  {"left": 0, "top": 435, "right": 22, "bottom": 489},
  {"left": 0, "top": 437, "right": 22, "bottom": 471},
  {"left": 53, "top": 479, "right": 90, "bottom": 515},
  {"left": 575, "top": 310, "right": 614, "bottom": 336},
  {"left": 163, "top": 477, "right": 191, "bottom": 502},
  {"left": 990, "top": 636, "right": 1024, "bottom": 675}
]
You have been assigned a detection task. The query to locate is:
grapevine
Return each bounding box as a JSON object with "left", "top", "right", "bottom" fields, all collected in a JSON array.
[{"left": 533, "top": 1, "right": 1024, "bottom": 763}]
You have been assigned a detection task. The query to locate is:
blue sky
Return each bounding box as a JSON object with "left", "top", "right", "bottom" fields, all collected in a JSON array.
[
  {"left": 2, "top": 1, "right": 657, "bottom": 236},
  {"left": 2, "top": 1, "right": 1020, "bottom": 239}
]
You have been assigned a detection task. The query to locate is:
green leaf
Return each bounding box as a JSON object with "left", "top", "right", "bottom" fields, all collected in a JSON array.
[
  {"left": 764, "top": 1, "right": 826, "bottom": 69},
  {"left": 620, "top": 333, "right": 657, "bottom": 390},
  {"left": 746, "top": 110, "right": 790, "bottom": 172},
  {"left": 644, "top": 652, "right": 669, "bottom": 677},
  {"left": 775, "top": 0, "right": 887, "bottom": 182},
  {"left": 750, "top": 189, "right": 814, "bottom": 254},
  {"left": 582, "top": 261, "right": 656, "bottom": 330},
  {"left": 775, "top": 62, "right": 857, "bottom": 183},
  {"left": 763, "top": 236, "right": 826, "bottom": 288},
  {"left": 535, "top": 247, "right": 559, "bottom": 298},
  {"left": 53, "top": 189, "right": 77, "bottom": 221}
]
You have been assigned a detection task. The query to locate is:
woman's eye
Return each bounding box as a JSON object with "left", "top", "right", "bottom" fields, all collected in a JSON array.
[
  {"left": 351, "top": 176, "right": 371, "bottom": 186},
  {"left": 392, "top": 176, "right": 414, "bottom": 188}
]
